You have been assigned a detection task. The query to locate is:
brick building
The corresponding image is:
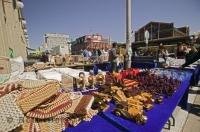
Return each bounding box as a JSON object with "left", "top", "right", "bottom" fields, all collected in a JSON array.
[{"left": 71, "top": 34, "right": 111, "bottom": 55}]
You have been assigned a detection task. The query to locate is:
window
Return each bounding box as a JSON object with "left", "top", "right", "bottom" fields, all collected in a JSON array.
[
  {"left": 12, "top": 0, "right": 17, "bottom": 9},
  {"left": 2, "top": 0, "right": 6, "bottom": 22}
]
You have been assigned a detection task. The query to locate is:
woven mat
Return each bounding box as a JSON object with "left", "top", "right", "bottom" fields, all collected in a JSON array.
[
  {"left": 20, "top": 79, "right": 48, "bottom": 89},
  {"left": 26, "top": 93, "right": 72, "bottom": 119},
  {"left": 0, "top": 93, "right": 24, "bottom": 132},
  {"left": 17, "top": 81, "right": 60, "bottom": 113},
  {"left": 0, "top": 83, "right": 19, "bottom": 98}
]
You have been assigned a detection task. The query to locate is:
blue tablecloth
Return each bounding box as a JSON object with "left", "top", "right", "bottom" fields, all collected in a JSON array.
[
  {"left": 66, "top": 113, "right": 122, "bottom": 132},
  {"left": 66, "top": 71, "right": 192, "bottom": 132},
  {"left": 168, "top": 64, "right": 200, "bottom": 86}
]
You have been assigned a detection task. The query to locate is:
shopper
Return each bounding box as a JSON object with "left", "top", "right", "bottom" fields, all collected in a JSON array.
[
  {"left": 157, "top": 43, "right": 169, "bottom": 62},
  {"left": 176, "top": 43, "right": 186, "bottom": 59},
  {"left": 83, "top": 47, "right": 89, "bottom": 58},
  {"left": 108, "top": 42, "right": 118, "bottom": 72}
]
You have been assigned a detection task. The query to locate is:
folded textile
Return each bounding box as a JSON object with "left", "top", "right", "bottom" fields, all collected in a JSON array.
[
  {"left": 17, "top": 81, "right": 60, "bottom": 113},
  {"left": 0, "top": 83, "right": 19, "bottom": 98},
  {"left": 0, "top": 93, "right": 24, "bottom": 132},
  {"left": 26, "top": 93, "right": 72, "bottom": 119},
  {"left": 18, "top": 118, "right": 66, "bottom": 132},
  {"left": 37, "top": 69, "right": 62, "bottom": 81}
]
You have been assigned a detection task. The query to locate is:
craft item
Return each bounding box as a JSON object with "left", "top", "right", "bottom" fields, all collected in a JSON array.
[
  {"left": 105, "top": 72, "right": 115, "bottom": 85},
  {"left": 92, "top": 96, "right": 110, "bottom": 112},
  {"left": 0, "top": 94, "right": 24, "bottom": 132},
  {"left": 17, "top": 81, "right": 60, "bottom": 113},
  {"left": 128, "top": 106, "right": 147, "bottom": 124},
  {"left": 39, "top": 120, "right": 66, "bottom": 132},
  {"left": 65, "top": 93, "right": 94, "bottom": 116},
  {"left": 74, "top": 95, "right": 94, "bottom": 115},
  {"left": 19, "top": 79, "right": 48, "bottom": 89},
  {"left": 18, "top": 118, "right": 36, "bottom": 132},
  {"left": 113, "top": 89, "right": 127, "bottom": 102},
  {"left": 26, "top": 93, "right": 72, "bottom": 119},
  {"left": 0, "top": 83, "right": 19, "bottom": 97},
  {"left": 96, "top": 72, "right": 105, "bottom": 85},
  {"left": 68, "top": 117, "right": 82, "bottom": 127},
  {"left": 77, "top": 72, "right": 86, "bottom": 90},
  {"left": 83, "top": 109, "right": 98, "bottom": 121},
  {"left": 87, "top": 71, "right": 95, "bottom": 89}
]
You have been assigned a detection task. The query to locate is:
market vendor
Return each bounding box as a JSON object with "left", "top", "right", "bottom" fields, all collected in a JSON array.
[{"left": 181, "top": 46, "right": 200, "bottom": 68}]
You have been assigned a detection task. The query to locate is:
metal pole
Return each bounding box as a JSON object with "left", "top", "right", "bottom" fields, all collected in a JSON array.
[{"left": 126, "top": 0, "right": 132, "bottom": 69}]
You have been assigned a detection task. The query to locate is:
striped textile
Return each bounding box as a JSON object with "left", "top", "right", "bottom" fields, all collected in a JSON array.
[
  {"left": 0, "top": 83, "right": 19, "bottom": 97},
  {"left": 17, "top": 81, "right": 60, "bottom": 113},
  {"left": 26, "top": 93, "right": 72, "bottom": 119}
]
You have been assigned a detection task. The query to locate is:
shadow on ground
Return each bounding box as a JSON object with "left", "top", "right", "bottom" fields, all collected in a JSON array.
[
  {"left": 188, "top": 103, "right": 200, "bottom": 117},
  {"left": 189, "top": 89, "right": 200, "bottom": 95}
]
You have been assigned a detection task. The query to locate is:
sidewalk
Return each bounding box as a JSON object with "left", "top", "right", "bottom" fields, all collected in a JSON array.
[
  {"left": 183, "top": 85, "right": 200, "bottom": 132},
  {"left": 162, "top": 83, "right": 200, "bottom": 132}
]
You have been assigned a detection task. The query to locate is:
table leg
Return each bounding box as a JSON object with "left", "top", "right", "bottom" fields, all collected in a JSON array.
[{"left": 179, "top": 85, "right": 189, "bottom": 110}]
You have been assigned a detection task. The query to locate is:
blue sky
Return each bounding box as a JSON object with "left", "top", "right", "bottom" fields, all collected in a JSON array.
[{"left": 23, "top": 0, "right": 200, "bottom": 48}]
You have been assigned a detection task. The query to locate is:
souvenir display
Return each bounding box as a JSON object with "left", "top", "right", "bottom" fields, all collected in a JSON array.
[
  {"left": 0, "top": 93, "right": 24, "bottom": 132},
  {"left": 0, "top": 65, "right": 189, "bottom": 131},
  {"left": 0, "top": 83, "right": 20, "bottom": 97},
  {"left": 17, "top": 81, "right": 60, "bottom": 113}
]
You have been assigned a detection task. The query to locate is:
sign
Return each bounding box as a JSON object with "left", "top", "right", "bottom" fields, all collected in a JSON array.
[{"left": 144, "top": 30, "right": 149, "bottom": 48}]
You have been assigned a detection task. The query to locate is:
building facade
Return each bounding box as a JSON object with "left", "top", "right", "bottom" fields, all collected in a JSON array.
[
  {"left": 0, "top": 0, "right": 28, "bottom": 59},
  {"left": 52, "top": 45, "right": 70, "bottom": 56},
  {"left": 71, "top": 34, "right": 111, "bottom": 55},
  {"left": 43, "top": 33, "right": 71, "bottom": 54}
]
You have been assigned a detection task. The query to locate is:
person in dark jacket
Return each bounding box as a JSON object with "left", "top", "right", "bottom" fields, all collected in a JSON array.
[{"left": 181, "top": 46, "right": 200, "bottom": 68}]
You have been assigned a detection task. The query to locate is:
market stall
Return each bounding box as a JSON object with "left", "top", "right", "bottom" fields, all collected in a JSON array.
[
  {"left": 66, "top": 69, "right": 192, "bottom": 132},
  {"left": 0, "top": 56, "right": 199, "bottom": 132}
]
